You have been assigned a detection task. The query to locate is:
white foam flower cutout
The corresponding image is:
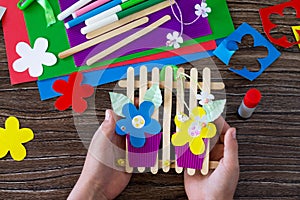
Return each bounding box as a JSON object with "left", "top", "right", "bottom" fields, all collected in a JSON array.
[
  {"left": 13, "top": 38, "right": 57, "bottom": 77},
  {"left": 195, "top": 2, "right": 212, "bottom": 18},
  {"left": 166, "top": 31, "right": 183, "bottom": 49},
  {"left": 196, "top": 91, "right": 215, "bottom": 105}
]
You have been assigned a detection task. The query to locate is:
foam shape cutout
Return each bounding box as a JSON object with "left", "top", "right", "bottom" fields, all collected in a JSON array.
[
  {"left": 116, "top": 101, "right": 161, "bottom": 148},
  {"left": 53, "top": 72, "right": 94, "bottom": 114},
  {"left": 0, "top": 116, "right": 34, "bottom": 161},
  {"left": 13, "top": 38, "right": 57, "bottom": 77},
  {"left": 37, "top": 48, "right": 216, "bottom": 100},
  {"left": 172, "top": 107, "right": 216, "bottom": 155},
  {"left": 292, "top": 26, "right": 300, "bottom": 48},
  {"left": 143, "top": 84, "right": 163, "bottom": 108},
  {"left": 213, "top": 23, "right": 281, "bottom": 81},
  {"left": 203, "top": 99, "right": 226, "bottom": 122},
  {"left": 109, "top": 92, "right": 132, "bottom": 117},
  {"left": 259, "top": 0, "right": 300, "bottom": 48},
  {"left": 0, "top": 0, "right": 36, "bottom": 84},
  {"left": 0, "top": 6, "right": 6, "bottom": 20}
]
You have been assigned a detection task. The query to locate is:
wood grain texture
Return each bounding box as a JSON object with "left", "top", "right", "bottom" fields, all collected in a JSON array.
[{"left": 0, "top": 0, "right": 299, "bottom": 199}]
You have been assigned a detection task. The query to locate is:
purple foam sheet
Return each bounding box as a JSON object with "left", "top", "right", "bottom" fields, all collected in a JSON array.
[
  {"left": 126, "top": 133, "right": 162, "bottom": 168},
  {"left": 174, "top": 138, "right": 208, "bottom": 170},
  {"left": 58, "top": 0, "right": 212, "bottom": 66}
]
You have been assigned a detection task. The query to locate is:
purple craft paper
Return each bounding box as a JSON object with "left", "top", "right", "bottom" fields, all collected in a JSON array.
[
  {"left": 58, "top": 0, "right": 212, "bottom": 66},
  {"left": 127, "top": 133, "right": 162, "bottom": 168},
  {"left": 174, "top": 138, "right": 208, "bottom": 169}
]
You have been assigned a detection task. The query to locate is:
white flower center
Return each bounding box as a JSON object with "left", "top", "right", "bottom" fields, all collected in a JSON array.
[{"left": 132, "top": 115, "right": 145, "bottom": 129}]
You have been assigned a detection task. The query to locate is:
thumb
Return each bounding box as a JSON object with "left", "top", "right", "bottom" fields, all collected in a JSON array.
[
  {"left": 99, "top": 109, "right": 116, "bottom": 138},
  {"left": 223, "top": 128, "right": 239, "bottom": 170}
]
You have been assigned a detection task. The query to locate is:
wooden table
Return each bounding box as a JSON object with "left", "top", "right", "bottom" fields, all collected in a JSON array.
[{"left": 0, "top": 0, "right": 299, "bottom": 199}]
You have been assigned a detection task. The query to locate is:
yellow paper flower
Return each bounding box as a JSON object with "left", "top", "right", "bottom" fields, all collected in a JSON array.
[
  {"left": 172, "top": 107, "right": 216, "bottom": 155},
  {"left": 0, "top": 117, "right": 34, "bottom": 161}
]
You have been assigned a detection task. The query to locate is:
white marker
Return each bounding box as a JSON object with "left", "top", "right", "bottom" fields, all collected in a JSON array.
[
  {"left": 57, "top": 0, "right": 93, "bottom": 21},
  {"left": 85, "top": 5, "right": 121, "bottom": 25}
]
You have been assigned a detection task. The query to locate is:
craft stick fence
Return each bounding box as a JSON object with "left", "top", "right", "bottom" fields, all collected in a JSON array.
[{"left": 118, "top": 66, "right": 225, "bottom": 175}]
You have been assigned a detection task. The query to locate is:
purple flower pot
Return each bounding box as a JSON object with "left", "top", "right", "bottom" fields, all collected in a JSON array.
[
  {"left": 127, "top": 133, "right": 162, "bottom": 167},
  {"left": 174, "top": 138, "right": 208, "bottom": 170}
]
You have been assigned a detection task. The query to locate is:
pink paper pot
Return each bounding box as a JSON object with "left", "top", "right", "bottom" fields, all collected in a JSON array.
[
  {"left": 126, "top": 133, "right": 162, "bottom": 168},
  {"left": 174, "top": 138, "right": 208, "bottom": 170}
]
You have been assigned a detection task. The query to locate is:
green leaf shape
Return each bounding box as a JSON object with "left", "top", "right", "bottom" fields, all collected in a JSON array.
[
  {"left": 203, "top": 99, "right": 226, "bottom": 122},
  {"left": 109, "top": 92, "right": 132, "bottom": 117},
  {"left": 143, "top": 84, "right": 162, "bottom": 108}
]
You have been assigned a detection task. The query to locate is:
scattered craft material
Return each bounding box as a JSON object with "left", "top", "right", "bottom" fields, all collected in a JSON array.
[
  {"left": 73, "top": 0, "right": 112, "bottom": 18},
  {"left": 213, "top": 23, "right": 281, "bottom": 81},
  {"left": 0, "top": 6, "right": 6, "bottom": 20},
  {"left": 0, "top": 116, "right": 34, "bottom": 161},
  {"left": 292, "top": 26, "right": 300, "bottom": 49},
  {"left": 57, "top": 0, "right": 93, "bottom": 21},
  {"left": 259, "top": 0, "right": 300, "bottom": 48},
  {"left": 18, "top": 0, "right": 56, "bottom": 27},
  {"left": 112, "top": 66, "right": 225, "bottom": 175},
  {"left": 238, "top": 88, "right": 262, "bottom": 119},
  {"left": 195, "top": 2, "right": 211, "bottom": 18},
  {"left": 13, "top": 38, "right": 57, "bottom": 77},
  {"left": 53, "top": 72, "right": 94, "bottom": 113}
]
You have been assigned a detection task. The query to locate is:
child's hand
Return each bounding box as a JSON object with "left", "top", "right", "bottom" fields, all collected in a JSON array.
[
  {"left": 68, "top": 110, "right": 132, "bottom": 200},
  {"left": 184, "top": 118, "right": 239, "bottom": 200}
]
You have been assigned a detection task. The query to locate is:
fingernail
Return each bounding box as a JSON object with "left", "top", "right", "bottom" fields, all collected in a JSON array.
[
  {"left": 231, "top": 128, "right": 236, "bottom": 139},
  {"left": 105, "top": 110, "right": 110, "bottom": 121}
]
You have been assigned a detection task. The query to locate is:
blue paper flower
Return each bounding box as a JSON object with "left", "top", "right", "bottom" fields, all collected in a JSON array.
[{"left": 116, "top": 101, "right": 161, "bottom": 148}]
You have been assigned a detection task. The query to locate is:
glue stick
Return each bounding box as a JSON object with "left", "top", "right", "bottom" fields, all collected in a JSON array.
[{"left": 238, "top": 88, "right": 261, "bottom": 119}]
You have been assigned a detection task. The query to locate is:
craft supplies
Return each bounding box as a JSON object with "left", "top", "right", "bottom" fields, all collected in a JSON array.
[
  {"left": 17, "top": 0, "right": 35, "bottom": 10},
  {"left": 59, "top": 17, "right": 149, "bottom": 59},
  {"left": 72, "top": 0, "right": 111, "bottom": 18},
  {"left": 238, "top": 88, "right": 261, "bottom": 119},
  {"left": 85, "top": 0, "right": 146, "bottom": 25},
  {"left": 81, "top": 0, "right": 164, "bottom": 34},
  {"left": 86, "top": 0, "right": 175, "bottom": 39},
  {"left": 57, "top": 0, "right": 93, "bottom": 21},
  {"left": 292, "top": 26, "right": 300, "bottom": 48},
  {"left": 65, "top": 0, "right": 127, "bottom": 29},
  {"left": 86, "top": 15, "right": 172, "bottom": 65}
]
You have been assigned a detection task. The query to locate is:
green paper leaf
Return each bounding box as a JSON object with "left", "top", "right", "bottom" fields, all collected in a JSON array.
[
  {"left": 109, "top": 92, "right": 132, "bottom": 117},
  {"left": 203, "top": 99, "right": 226, "bottom": 122},
  {"left": 144, "top": 84, "right": 162, "bottom": 108}
]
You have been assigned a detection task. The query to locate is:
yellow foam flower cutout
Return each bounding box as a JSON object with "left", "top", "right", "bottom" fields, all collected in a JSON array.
[
  {"left": 0, "top": 117, "right": 34, "bottom": 161},
  {"left": 172, "top": 107, "right": 216, "bottom": 155}
]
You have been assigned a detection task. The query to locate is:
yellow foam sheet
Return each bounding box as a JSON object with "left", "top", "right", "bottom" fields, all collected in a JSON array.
[{"left": 292, "top": 25, "right": 300, "bottom": 48}]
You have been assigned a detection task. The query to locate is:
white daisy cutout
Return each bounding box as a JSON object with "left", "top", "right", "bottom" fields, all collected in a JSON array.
[
  {"left": 177, "top": 113, "right": 189, "bottom": 122},
  {"left": 196, "top": 91, "right": 215, "bottom": 105},
  {"left": 166, "top": 31, "right": 183, "bottom": 49},
  {"left": 195, "top": 2, "right": 212, "bottom": 18},
  {"left": 13, "top": 38, "right": 57, "bottom": 77}
]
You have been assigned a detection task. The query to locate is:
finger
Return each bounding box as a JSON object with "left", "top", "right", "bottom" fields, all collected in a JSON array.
[
  {"left": 219, "top": 134, "right": 225, "bottom": 143},
  {"left": 214, "top": 116, "right": 230, "bottom": 135},
  {"left": 210, "top": 144, "right": 224, "bottom": 161},
  {"left": 223, "top": 128, "right": 239, "bottom": 170},
  {"left": 134, "top": 97, "right": 139, "bottom": 107},
  {"left": 99, "top": 109, "right": 116, "bottom": 138}
]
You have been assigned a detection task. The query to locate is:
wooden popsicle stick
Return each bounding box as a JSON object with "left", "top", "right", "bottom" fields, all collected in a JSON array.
[
  {"left": 150, "top": 68, "right": 160, "bottom": 174},
  {"left": 126, "top": 67, "right": 134, "bottom": 173},
  {"left": 118, "top": 80, "right": 225, "bottom": 91},
  {"left": 187, "top": 68, "right": 198, "bottom": 176},
  {"left": 86, "top": 15, "right": 171, "bottom": 66},
  {"left": 137, "top": 66, "right": 147, "bottom": 173},
  {"left": 201, "top": 68, "right": 211, "bottom": 175},
  {"left": 58, "top": 17, "right": 149, "bottom": 59},
  {"left": 175, "top": 67, "right": 184, "bottom": 174},
  {"left": 162, "top": 66, "right": 172, "bottom": 173},
  {"left": 117, "top": 159, "right": 219, "bottom": 170},
  {"left": 87, "top": 0, "right": 175, "bottom": 39}
]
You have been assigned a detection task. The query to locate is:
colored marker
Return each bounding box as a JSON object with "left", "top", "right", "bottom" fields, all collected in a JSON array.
[
  {"left": 85, "top": 0, "right": 147, "bottom": 26},
  {"left": 65, "top": 0, "right": 127, "bottom": 29},
  {"left": 81, "top": 0, "right": 164, "bottom": 34},
  {"left": 57, "top": 0, "right": 93, "bottom": 21},
  {"left": 238, "top": 88, "right": 262, "bottom": 119},
  {"left": 72, "top": 0, "right": 112, "bottom": 18}
]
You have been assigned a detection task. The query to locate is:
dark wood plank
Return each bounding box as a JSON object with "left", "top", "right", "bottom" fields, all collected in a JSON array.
[{"left": 0, "top": 0, "right": 299, "bottom": 199}]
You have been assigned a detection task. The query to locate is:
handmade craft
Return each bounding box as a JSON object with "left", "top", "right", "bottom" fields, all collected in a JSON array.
[
  {"left": 213, "top": 23, "right": 281, "bottom": 81},
  {"left": 259, "top": 0, "right": 300, "bottom": 48},
  {"left": 292, "top": 26, "right": 300, "bottom": 49},
  {"left": 0, "top": 116, "right": 34, "bottom": 161},
  {"left": 110, "top": 66, "right": 225, "bottom": 175}
]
